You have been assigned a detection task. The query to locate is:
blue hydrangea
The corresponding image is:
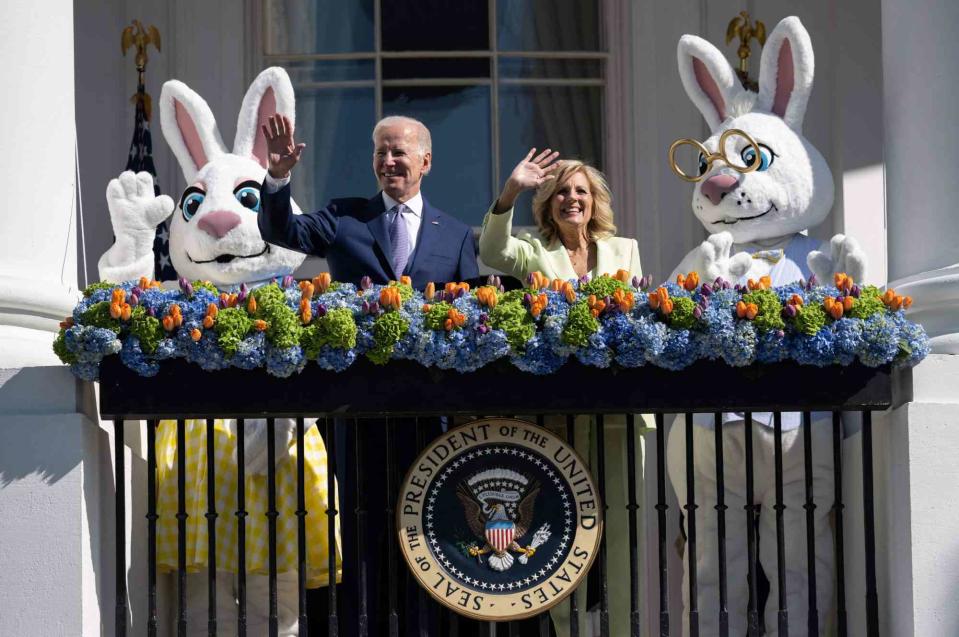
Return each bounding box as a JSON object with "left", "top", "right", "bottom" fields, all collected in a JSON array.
[
  {"left": 316, "top": 344, "right": 357, "bottom": 372},
  {"left": 792, "top": 326, "right": 836, "bottom": 367},
  {"left": 119, "top": 337, "right": 160, "bottom": 377},
  {"left": 720, "top": 321, "right": 757, "bottom": 367},
  {"left": 859, "top": 313, "right": 901, "bottom": 367},
  {"left": 230, "top": 332, "right": 267, "bottom": 369},
  {"left": 64, "top": 325, "right": 122, "bottom": 363},
  {"left": 266, "top": 344, "right": 306, "bottom": 377},
  {"left": 654, "top": 328, "right": 701, "bottom": 370}
]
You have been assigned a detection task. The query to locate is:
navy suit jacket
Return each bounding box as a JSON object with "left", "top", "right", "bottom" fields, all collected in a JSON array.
[{"left": 258, "top": 183, "right": 478, "bottom": 289}]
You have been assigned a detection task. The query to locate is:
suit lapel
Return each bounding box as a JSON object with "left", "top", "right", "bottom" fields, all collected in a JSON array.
[
  {"left": 407, "top": 197, "right": 439, "bottom": 276},
  {"left": 365, "top": 194, "right": 394, "bottom": 277},
  {"left": 594, "top": 238, "right": 619, "bottom": 277}
]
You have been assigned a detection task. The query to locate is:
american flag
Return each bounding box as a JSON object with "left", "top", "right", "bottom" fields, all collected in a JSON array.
[
  {"left": 485, "top": 520, "right": 515, "bottom": 553},
  {"left": 125, "top": 76, "right": 177, "bottom": 281}
]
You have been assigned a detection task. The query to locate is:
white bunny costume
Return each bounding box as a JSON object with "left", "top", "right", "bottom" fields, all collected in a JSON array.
[
  {"left": 665, "top": 18, "right": 862, "bottom": 636},
  {"left": 98, "top": 68, "right": 338, "bottom": 636}
]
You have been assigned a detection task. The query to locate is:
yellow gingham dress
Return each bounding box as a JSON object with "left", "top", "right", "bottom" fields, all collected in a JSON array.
[{"left": 155, "top": 419, "right": 341, "bottom": 588}]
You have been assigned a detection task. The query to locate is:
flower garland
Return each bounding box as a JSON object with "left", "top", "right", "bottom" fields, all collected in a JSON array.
[{"left": 54, "top": 270, "right": 930, "bottom": 381}]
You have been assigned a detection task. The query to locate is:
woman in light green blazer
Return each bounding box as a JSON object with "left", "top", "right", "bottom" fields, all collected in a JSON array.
[{"left": 480, "top": 150, "right": 654, "bottom": 637}]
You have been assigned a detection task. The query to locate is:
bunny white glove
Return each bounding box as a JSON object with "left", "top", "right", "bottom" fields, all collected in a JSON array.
[
  {"left": 98, "top": 171, "right": 175, "bottom": 283},
  {"left": 694, "top": 232, "right": 753, "bottom": 283},
  {"left": 242, "top": 418, "right": 297, "bottom": 476},
  {"left": 807, "top": 234, "right": 867, "bottom": 286}
]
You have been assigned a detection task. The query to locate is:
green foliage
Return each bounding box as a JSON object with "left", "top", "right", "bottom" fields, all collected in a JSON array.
[
  {"left": 741, "top": 289, "right": 785, "bottom": 333},
  {"left": 252, "top": 283, "right": 302, "bottom": 348},
  {"left": 579, "top": 275, "right": 630, "bottom": 299},
  {"left": 423, "top": 302, "right": 454, "bottom": 331},
  {"left": 82, "top": 281, "right": 116, "bottom": 297},
  {"left": 366, "top": 312, "right": 410, "bottom": 365},
  {"left": 794, "top": 303, "right": 827, "bottom": 336},
  {"left": 129, "top": 306, "right": 162, "bottom": 354},
  {"left": 301, "top": 308, "right": 357, "bottom": 358},
  {"left": 848, "top": 285, "right": 886, "bottom": 320},
  {"left": 53, "top": 328, "right": 76, "bottom": 364},
  {"left": 192, "top": 280, "right": 219, "bottom": 295},
  {"left": 562, "top": 301, "right": 599, "bottom": 347},
  {"left": 81, "top": 302, "right": 121, "bottom": 333},
  {"left": 489, "top": 299, "right": 535, "bottom": 350},
  {"left": 392, "top": 282, "right": 414, "bottom": 303},
  {"left": 668, "top": 296, "right": 699, "bottom": 330},
  {"left": 214, "top": 307, "right": 253, "bottom": 357}
]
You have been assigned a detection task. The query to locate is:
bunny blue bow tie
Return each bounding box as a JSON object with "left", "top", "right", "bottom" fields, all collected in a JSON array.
[{"left": 751, "top": 249, "right": 784, "bottom": 264}]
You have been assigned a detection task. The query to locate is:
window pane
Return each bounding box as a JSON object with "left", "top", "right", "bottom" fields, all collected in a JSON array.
[
  {"left": 383, "top": 86, "right": 493, "bottom": 226},
  {"left": 265, "top": 0, "right": 374, "bottom": 55},
  {"left": 498, "top": 57, "right": 602, "bottom": 80},
  {"left": 285, "top": 59, "right": 375, "bottom": 84},
  {"left": 498, "top": 86, "right": 603, "bottom": 226},
  {"left": 496, "top": 0, "right": 601, "bottom": 52},
  {"left": 383, "top": 58, "right": 490, "bottom": 81},
  {"left": 293, "top": 88, "right": 377, "bottom": 208},
  {"left": 382, "top": 0, "right": 489, "bottom": 51}
]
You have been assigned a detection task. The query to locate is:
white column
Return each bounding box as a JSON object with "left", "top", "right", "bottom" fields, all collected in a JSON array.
[
  {"left": 0, "top": 0, "right": 79, "bottom": 367},
  {"left": 883, "top": 0, "right": 959, "bottom": 353}
]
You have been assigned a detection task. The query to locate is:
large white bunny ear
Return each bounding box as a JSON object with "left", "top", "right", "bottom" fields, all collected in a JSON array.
[
  {"left": 159, "top": 80, "right": 228, "bottom": 183},
  {"left": 233, "top": 67, "right": 296, "bottom": 169},
  {"left": 757, "top": 16, "right": 815, "bottom": 131},
  {"left": 677, "top": 34, "right": 745, "bottom": 131}
]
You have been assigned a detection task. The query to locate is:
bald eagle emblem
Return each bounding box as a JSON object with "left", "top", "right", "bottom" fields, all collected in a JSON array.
[{"left": 456, "top": 468, "right": 551, "bottom": 572}]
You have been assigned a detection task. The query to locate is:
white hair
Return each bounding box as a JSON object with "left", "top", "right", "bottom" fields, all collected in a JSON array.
[{"left": 372, "top": 115, "right": 432, "bottom": 156}]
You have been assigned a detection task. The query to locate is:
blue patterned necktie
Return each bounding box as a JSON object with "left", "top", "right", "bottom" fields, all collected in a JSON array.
[{"left": 389, "top": 204, "right": 410, "bottom": 277}]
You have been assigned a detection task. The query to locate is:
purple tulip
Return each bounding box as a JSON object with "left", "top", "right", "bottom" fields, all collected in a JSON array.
[
  {"left": 807, "top": 274, "right": 818, "bottom": 289},
  {"left": 776, "top": 329, "right": 786, "bottom": 338},
  {"left": 369, "top": 301, "right": 380, "bottom": 315},
  {"left": 147, "top": 307, "right": 156, "bottom": 317},
  {"left": 129, "top": 293, "right": 140, "bottom": 306},
  {"left": 782, "top": 304, "right": 798, "bottom": 319},
  {"left": 178, "top": 276, "right": 189, "bottom": 292},
  {"left": 282, "top": 274, "right": 295, "bottom": 289},
  {"left": 851, "top": 285, "right": 861, "bottom": 298},
  {"left": 579, "top": 274, "right": 590, "bottom": 285},
  {"left": 184, "top": 282, "right": 194, "bottom": 298},
  {"left": 526, "top": 273, "right": 535, "bottom": 286},
  {"left": 523, "top": 293, "right": 533, "bottom": 305},
  {"left": 238, "top": 283, "right": 249, "bottom": 302},
  {"left": 700, "top": 283, "right": 713, "bottom": 297},
  {"left": 498, "top": 284, "right": 505, "bottom": 293},
  {"left": 359, "top": 276, "right": 372, "bottom": 291},
  {"left": 457, "top": 287, "right": 467, "bottom": 299},
  {"left": 361, "top": 300, "right": 371, "bottom": 314},
  {"left": 693, "top": 306, "right": 703, "bottom": 319},
  {"left": 631, "top": 275, "right": 641, "bottom": 289},
  {"left": 131, "top": 285, "right": 143, "bottom": 297},
  {"left": 479, "top": 313, "right": 489, "bottom": 323},
  {"left": 798, "top": 278, "right": 806, "bottom": 289},
  {"left": 316, "top": 304, "right": 327, "bottom": 318}
]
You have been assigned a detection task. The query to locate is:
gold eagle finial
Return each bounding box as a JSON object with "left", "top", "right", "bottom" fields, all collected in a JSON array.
[
  {"left": 121, "top": 20, "right": 161, "bottom": 120},
  {"left": 725, "top": 11, "right": 766, "bottom": 91}
]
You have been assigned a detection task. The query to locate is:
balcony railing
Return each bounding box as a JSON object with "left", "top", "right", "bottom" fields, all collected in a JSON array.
[{"left": 99, "top": 355, "right": 912, "bottom": 636}]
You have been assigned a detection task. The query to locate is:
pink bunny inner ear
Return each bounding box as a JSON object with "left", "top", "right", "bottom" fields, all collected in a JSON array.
[
  {"left": 250, "top": 87, "right": 277, "bottom": 169},
  {"left": 693, "top": 57, "right": 726, "bottom": 123},
  {"left": 175, "top": 99, "right": 209, "bottom": 170},
  {"left": 772, "top": 39, "right": 795, "bottom": 119}
]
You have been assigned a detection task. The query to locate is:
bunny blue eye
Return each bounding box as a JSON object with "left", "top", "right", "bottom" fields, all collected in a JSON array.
[
  {"left": 179, "top": 188, "right": 206, "bottom": 221},
  {"left": 741, "top": 144, "right": 775, "bottom": 171},
  {"left": 697, "top": 154, "right": 708, "bottom": 176},
  {"left": 235, "top": 187, "right": 261, "bottom": 212}
]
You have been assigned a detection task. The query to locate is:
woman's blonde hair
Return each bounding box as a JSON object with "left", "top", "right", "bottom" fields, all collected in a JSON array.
[{"left": 531, "top": 160, "right": 617, "bottom": 245}]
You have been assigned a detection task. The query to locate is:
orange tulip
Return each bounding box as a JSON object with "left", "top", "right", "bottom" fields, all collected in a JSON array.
[
  {"left": 247, "top": 296, "right": 257, "bottom": 314},
  {"left": 190, "top": 328, "right": 202, "bottom": 342},
  {"left": 400, "top": 275, "right": 412, "bottom": 286},
  {"left": 823, "top": 297, "right": 844, "bottom": 319},
  {"left": 661, "top": 298, "right": 674, "bottom": 316},
  {"left": 834, "top": 273, "right": 854, "bottom": 293},
  {"left": 162, "top": 316, "right": 175, "bottom": 332},
  {"left": 253, "top": 319, "right": 269, "bottom": 331},
  {"left": 789, "top": 294, "right": 804, "bottom": 307},
  {"left": 614, "top": 269, "right": 630, "bottom": 283},
  {"left": 424, "top": 282, "right": 436, "bottom": 301},
  {"left": 120, "top": 304, "right": 132, "bottom": 321},
  {"left": 301, "top": 307, "right": 312, "bottom": 324},
  {"left": 111, "top": 288, "right": 126, "bottom": 304},
  {"left": 203, "top": 316, "right": 215, "bottom": 329},
  {"left": 882, "top": 289, "right": 896, "bottom": 305},
  {"left": 550, "top": 278, "right": 563, "bottom": 292},
  {"left": 138, "top": 277, "right": 151, "bottom": 290},
  {"left": 422, "top": 304, "right": 432, "bottom": 313},
  {"left": 889, "top": 295, "right": 903, "bottom": 311},
  {"left": 563, "top": 282, "right": 576, "bottom": 304},
  {"left": 313, "top": 272, "right": 332, "bottom": 294},
  {"left": 109, "top": 302, "right": 122, "bottom": 319},
  {"left": 59, "top": 317, "right": 74, "bottom": 330},
  {"left": 842, "top": 296, "right": 855, "bottom": 311},
  {"left": 902, "top": 296, "right": 913, "bottom": 309}
]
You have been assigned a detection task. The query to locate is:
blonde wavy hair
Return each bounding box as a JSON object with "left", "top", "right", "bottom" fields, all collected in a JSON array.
[{"left": 531, "top": 160, "right": 617, "bottom": 245}]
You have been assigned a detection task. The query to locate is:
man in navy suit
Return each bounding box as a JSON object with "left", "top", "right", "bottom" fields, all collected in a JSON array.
[
  {"left": 258, "top": 114, "right": 476, "bottom": 636},
  {"left": 257, "top": 113, "right": 478, "bottom": 288}
]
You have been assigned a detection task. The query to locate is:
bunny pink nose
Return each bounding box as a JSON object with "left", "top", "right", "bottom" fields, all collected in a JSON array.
[
  {"left": 197, "top": 210, "right": 242, "bottom": 239},
  {"left": 701, "top": 174, "right": 739, "bottom": 206}
]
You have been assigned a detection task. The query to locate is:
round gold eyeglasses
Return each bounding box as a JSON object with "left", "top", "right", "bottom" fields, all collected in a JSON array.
[{"left": 668, "top": 128, "right": 762, "bottom": 182}]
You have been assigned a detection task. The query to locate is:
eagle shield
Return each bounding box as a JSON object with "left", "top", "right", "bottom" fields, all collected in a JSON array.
[{"left": 485, "top": 519, "right": 515, "bottom": 554}]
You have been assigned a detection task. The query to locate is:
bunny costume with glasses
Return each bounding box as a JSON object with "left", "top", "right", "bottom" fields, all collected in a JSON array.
[
  {"left": 665, "top": 17, "right": 866, "bottom": 636},
  {"left": 98, "top": 67, "right": 339, "bottom": 637}
]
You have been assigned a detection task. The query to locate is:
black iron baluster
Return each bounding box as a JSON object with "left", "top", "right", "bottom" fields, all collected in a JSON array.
[
  {"left": 566, "top": 414, "right": 580, "bottom": 637},
  {"left": 415, "top": 418, "right": 429, "bottom": 637},
  {"left": 176, "top": 418, "right": 188, "bottom": 637},
  {"left": 862, "top": 410, "right": 879, "bottom": 635},
  {"left": 713, "top": 413, "right": 728, "bottom": 637},
  {"left": 114, "top": 418, "right": 127, "bottom": 637},
  {"left": 773, "top": 412, "right": 788, "bottom": 636},
  {"left": 355, "top": 418, "right": 369, "bottom": 637},
  {"left": 802, "top": 411, "right": 819, "bottom": 635},
  {"left": 654, "top": 413, "right": 669, "bottom": 636},
  {"left": 236, "top": 419, "right": 248, "bottom": 636},
  {"left": 385, "top": 418, "right": 400, "bottom": 637},
  {"left": 323, "top": 418, "right": 338, "bottom": 636},
  {"left": 266, "top": 419, "right": 279, "bottom": 637},
  {"left": 832, "top": 411, "right": 847, "bottom": 637},
  {"left": 743, "top": 412, "right": 759, "bottom": 637},
  {"left": 205, "top": 419, "right": 218, "bottom": 637},
  {"left": 295, "top": 417, "right": 308, "bottom": 634},
  {"left": 509, "top": 621, "right": 520, "bottom": 637},
  {"left": 684, "top": 412, "right": 699, "bottom": 637},
  {"left": 596, "top": 414, "right": 610, "bottom": 637},
  {"left": 147, "top": 419, "right": 158, "bottom": 637},
  {"left": 448, "top": 414, "right": 462, "bottom": 637},
  {"left": 625, "top": 413, "right": 641, "bottom": 637}
]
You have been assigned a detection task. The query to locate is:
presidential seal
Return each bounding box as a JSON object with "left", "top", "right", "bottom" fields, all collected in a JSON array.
[{"left": 398, "top": 418, "right": 602, "bottom": 621}]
